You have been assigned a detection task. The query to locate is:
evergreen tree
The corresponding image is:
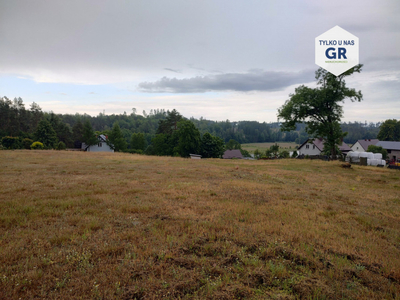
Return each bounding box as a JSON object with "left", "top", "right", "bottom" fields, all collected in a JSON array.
[
  {"left": 156, "top": 109, "right": 182, "bottom": 135},
  {"left": 34, "top": 119, "right": 58, "bottom": 149},
  {"left": 130, "top": 132, "right": 146, "bottom": 151},
  {"left": 108, "top": 122, "right": 127, "bottom": 152},
  {"left": 82, "top": 120, "right": 98, "bottom": 146},
  {"left": 72, "top": 119, "right": 84, "bottom": 148}
]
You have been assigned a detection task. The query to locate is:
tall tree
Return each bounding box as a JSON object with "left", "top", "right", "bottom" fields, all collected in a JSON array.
[
  {"left": 201, "top": 132, "right": 225, "bottom": 158},
  {"left": 108, "top": 122, "right": 127, "bottom": 152},
  {"left": 34, "top": 119, "right": 58, "bottom": 149},
  {"left": 130, "top": 132, "right": 146, "bottom": 151},
  {"left": 173, "top": 120, "right": 201, "bottom": 157},
  {"left": 377, "top": 119, "right": 400, "bottom": 141},
  {"left": 156, "top": 109, "right": 182, "bottom": 135},
  {"left": 82, "top": 120, "right": 98, "bottom": 146},
  {"left": 278, "top": 65, "right": 363, "bottom": 157}
]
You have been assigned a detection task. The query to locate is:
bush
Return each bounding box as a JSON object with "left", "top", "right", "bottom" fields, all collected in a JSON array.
[
  {"left": 367, "top": 145, "right": 387, "bottom": 159},
  {"left": 292, "top": 150, "right": 298, "bottom": 158},
  {"left": 240, "top": 149, "right": 251, "bottom": 157},
  {"left": 23, "top": 138, "right": 34, "bottom": 150},
  {"left": 31, "top": 141, "right": 44, "bottom": 150},
  {"left": 1, "top": 136, "right": 21, "bottom": 149},
  {"left": 56, "top": 141, "right": 66, "bottom": 150},
  {"left": 279, "top": 150, "right": 290, "bottom": 158},
  {"left": 253, "top": 149, "right": 261, "bottom": 159}
]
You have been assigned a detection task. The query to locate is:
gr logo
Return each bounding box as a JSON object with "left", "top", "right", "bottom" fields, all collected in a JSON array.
[
  {"left": 315, "top": 26, "right": 359, "bottom": 76},
  {"left": 325, "top": 48, "right": 347, "bottom": 59}
]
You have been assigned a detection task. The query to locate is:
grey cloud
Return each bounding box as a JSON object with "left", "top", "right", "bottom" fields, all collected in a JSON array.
[
  {"left": 138, "top": 70, "right": 315, "bottom": 93},
  {"left": 164, "top": 68, "right": 181, "bottom": 73}
]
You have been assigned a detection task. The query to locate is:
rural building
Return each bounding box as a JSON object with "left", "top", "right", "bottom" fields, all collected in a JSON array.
[
  {"left": 189, "top": 154, "right": 202, "bottom": 159},
  {"left": 375, "top": 141, "right": 400, "bottom": 161},
  {"left": 81, "top": 135, "right": 114, "bottom": 152},
  {"left": 298, "top": 138, "right": 351, "bottom": 156},
  {"left": 351, "top": 139, "right": 379, "bottom": 152},
  {"left": 223, "top": 149, "right": 243, "bottom": 159}
]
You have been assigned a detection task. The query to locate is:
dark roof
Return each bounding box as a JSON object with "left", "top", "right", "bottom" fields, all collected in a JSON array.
[
  {"left": 376, "top": 141, "right": 400, "bottom": 151},
  {"left": 298, "top": 138, "right": 351, "bottom": 153},
  {"left": 356, "top": 139, "right": 379, "bottom": 150},
  {"left": 223, "top": 149, "right": 243, "bottom": 159}
]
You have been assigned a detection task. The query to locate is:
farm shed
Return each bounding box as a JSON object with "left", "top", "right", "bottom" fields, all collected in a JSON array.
[
  {"left": 190, "top": 154, "right": 202, "bottom": 159},
  {"left": 223, "top": 149, "right": 243, "bottom": 159},
  {"left": 81, "top": 135, "right": 114, "bottom": 152},
  {"left": 376, "top": 141, "right": 400, "bottom": 162}
]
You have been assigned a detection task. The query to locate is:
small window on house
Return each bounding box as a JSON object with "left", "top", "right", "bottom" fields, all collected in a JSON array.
[
  {"left": 313, "top": 145, "right": 315, "bottom": 149},
  {"left": 387, "top": 150, "right": 391, "bottom": 153},
  {"left": 357, "top": 147, "right": 358, "bottom": 150},
  {"left": 306, "top": 145, "right": 309, "bottom": 149},
  {"left": 98, "top": 143, "right": 102, "bottom": 147}
]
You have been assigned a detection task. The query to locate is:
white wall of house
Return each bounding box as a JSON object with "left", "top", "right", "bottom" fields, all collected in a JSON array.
[
  {"left": 86, "top": 142, "right": 114, "bottom": 153},
  {"left": 298, "top": 143, "right": 321, "bottom": 156},
  {"left": 351, "top": 141, "right": 365, "bottom": 152}
]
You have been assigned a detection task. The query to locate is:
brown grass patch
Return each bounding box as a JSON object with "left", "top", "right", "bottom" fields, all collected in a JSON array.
[{"left": 0, "top": 150, "right": 400, "bottom": 299}]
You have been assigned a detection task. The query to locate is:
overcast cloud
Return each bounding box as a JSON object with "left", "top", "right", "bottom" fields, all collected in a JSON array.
[
  {"left": 0, "top": 0, "right": 399, "bottom": 122},
  {"left": 138, "top": 70, "right": 315, "bottom": 93}
]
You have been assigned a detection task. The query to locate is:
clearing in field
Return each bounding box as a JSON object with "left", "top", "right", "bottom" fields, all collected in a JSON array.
[{"left": 0, "top": 150, "right": 400, "bottom": 299}]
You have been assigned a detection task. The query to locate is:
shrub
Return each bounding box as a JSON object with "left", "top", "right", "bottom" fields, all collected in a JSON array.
[
  {"left": 31, "top": 141, "right": 44, "bottom": 150},
  {"left": 240, "top": 149, "right": 251, "bottom": 157},
  {"left": 253, "top": 149, "right": 261, "bottom": 159},
  {"left": 1, "top": 136, "right": 21, "bottom": 149},
  {"left": 56, "top": 141, "right": 67, "bottom": 150},
  {"left": 279, "top": 150, "right": 290, "bottom": 158},
  {"left": 292, "top": 150, "right": 298, "bottom": 158},
  {"left": 23, "top": 138, "right": 34, "bottom": 150}
]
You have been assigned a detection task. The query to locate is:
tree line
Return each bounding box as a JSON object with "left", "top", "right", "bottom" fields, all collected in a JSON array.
[{"left": 1, "top": 96, "right": 396, "bottom": 153}]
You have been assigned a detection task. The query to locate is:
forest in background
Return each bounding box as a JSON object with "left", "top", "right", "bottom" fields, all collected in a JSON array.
[{"left": 0, "top": 96, "right": 382, "bottom": 150}]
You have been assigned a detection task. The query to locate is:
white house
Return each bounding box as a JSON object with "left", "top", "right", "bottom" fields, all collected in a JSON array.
[
  {"left": 82, "top": 135, "right": 114, "bottom": 152},
  {"left": 298, "top": 138, "right": 351, "bottom": 156},
  {"left": 351, "top": 139, "right": 379, "bottom": 152}
]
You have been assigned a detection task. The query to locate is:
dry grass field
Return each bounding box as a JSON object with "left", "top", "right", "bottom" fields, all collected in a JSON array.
[
  {"left": 241, "top": 143, "right": 299, "bottom": 154},
  {"left": 1, "top": 150, "right": 400, "bottom": 299}
]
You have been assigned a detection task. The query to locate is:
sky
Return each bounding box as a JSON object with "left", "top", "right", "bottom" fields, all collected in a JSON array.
[{"left": 0, "top": 0, "right": 399, "bottom": 123}]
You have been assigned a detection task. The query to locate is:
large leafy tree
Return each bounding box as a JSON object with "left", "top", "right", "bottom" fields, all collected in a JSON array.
[
  {"left": 278, "top": 65, "right": 363, "bottom": 157},
  {"left": 377, "top": 119, "right": 400, "bottom": 141},
  {"left": 173, "top": 120, "right": 201, "bottom": 157},
  {"left": 34, "top": 119, "right": 58, "bottom": 149},
  {"left": 201, "top": 132, "right": 225, "bottom": 158}
]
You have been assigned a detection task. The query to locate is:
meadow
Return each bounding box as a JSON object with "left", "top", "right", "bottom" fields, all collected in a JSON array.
[
  {"left": 241, "top": 143, "right": 299, "bottom": 154},
  {"left": 0, "top": 150, "right": 400, "bottom": 299}
]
